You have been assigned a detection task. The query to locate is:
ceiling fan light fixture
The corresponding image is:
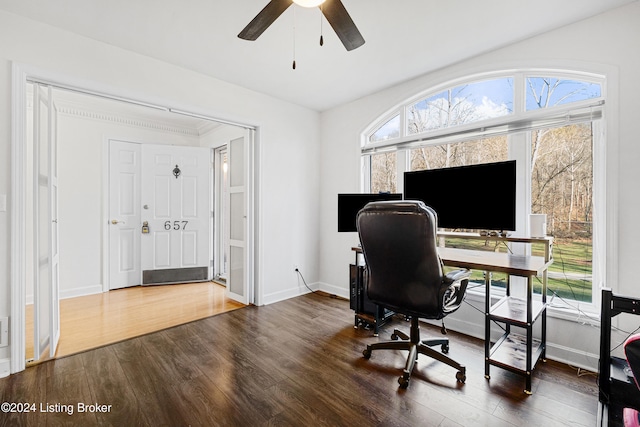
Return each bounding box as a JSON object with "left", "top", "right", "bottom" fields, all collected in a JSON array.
[{"left": 292, "top": 0, "right": 326, "bottom": 8}]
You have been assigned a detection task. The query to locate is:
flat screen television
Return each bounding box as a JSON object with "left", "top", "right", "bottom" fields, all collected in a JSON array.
[
  {"left": 338, "top": 193, "right": 403, "bottom": 232},
  {"left": 403, "top": 160, "right": 517, "bottom": 232}
]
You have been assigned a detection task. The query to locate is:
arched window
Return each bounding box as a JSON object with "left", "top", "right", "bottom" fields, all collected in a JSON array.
[
  {"left": 361, "top": 71, "right": 605, "bottom": 307},
  {"left": 407, "top": 77, "right": 513, "bottom": 135}
]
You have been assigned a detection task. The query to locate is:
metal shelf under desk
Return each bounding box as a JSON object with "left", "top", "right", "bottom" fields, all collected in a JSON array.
[{"left": 437, "top": 233, "right": 553, "bottom": 394}]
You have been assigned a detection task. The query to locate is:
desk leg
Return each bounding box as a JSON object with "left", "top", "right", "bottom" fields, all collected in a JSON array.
[
  {"left": 525, "top": 275, "right": 533, "bottom": 394},
  {"left": 484, "top": 271, "right": 491, "bottom": 380},
  {"left": 542, "top": 268, "right": 548, "bottom": 362}
]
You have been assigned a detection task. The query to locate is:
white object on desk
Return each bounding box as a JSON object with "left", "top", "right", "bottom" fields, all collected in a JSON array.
[{"left": 530, "top": 214, "right": 547, "bottom": 238}]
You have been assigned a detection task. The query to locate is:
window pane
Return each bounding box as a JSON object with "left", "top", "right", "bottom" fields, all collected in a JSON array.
[
  {"left": 370, "top": 152, "right": 396, "bottom": 193},
  {"left": 526, "top": 77, "right": 601, "bottom": 111},
  {"left": 531, "top": 123, "right": 593, "bottom": 302},
  {"left": 407, "top": 90, "right": 448, "bottom": 134},
  {"left": 410, "top": 135, "right": 508, "bottom": 171},
  {"left": 369, "top": 114, "right": 400, "bottom": 143},
  {"left": 407, "top": 78, "right": 513, "bottom": 135}
]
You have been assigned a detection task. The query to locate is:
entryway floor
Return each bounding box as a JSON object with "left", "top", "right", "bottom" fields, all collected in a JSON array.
[{"left": 26, "top": 281, "right": 245, "bottom": 362}]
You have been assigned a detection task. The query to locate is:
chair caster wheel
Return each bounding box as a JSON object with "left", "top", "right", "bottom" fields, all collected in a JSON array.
[
  {"left": 441, "top": 343, "right": 449, "bottom": 354},
  {"left": 363, "top": 348, "right": 372, "bottom": 359},
  {"left": 456, "top": 371, "right": 466, "bottom": 383},
  {"left": 398, "top": 374, "right": 410, "bottom": 389}
]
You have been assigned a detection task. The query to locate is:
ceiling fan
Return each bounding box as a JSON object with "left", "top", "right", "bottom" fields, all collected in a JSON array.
[{"left": 238, "top": 0, "right": 365, "bottom": 51}]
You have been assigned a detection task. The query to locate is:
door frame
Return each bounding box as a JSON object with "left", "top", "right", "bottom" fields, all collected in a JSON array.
[
  {"left": 10, "top": 62, "right": 259, "bottom": 374},
  {"left": 213, "top": 146, "right": 229, "bottom": 283}
]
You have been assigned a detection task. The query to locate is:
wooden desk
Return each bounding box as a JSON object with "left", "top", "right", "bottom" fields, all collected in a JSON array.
[
  {"left": 438, "top": 246, "right": 552, "bottom": 394},
  {"left": 352, "top": 237, "right": 553, "bottom": 394},
  {"left": 438, "top": 242, "right": 553, "bottom": 394},
  {"left": 438, "top": 247, "right": 550, "bottom": 277}
]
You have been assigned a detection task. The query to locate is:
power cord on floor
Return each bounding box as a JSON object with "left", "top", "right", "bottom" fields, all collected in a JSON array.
[{"left": 295, "top": 268, "right": 338, "bottom": 299}]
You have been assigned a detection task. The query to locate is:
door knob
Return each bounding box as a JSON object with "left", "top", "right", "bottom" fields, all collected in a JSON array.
[{"left": 111, "top": 219, "right": 125, "bottom": 225}]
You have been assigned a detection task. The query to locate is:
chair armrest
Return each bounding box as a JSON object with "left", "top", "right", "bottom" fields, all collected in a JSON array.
[{"left": 441, "top": 269, "right": 471, "bottom": 314}]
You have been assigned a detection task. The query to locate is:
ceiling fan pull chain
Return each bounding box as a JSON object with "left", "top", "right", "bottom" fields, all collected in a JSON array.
[
  {"left": 319, "top": 4, "right": 324, "bottom": 46},
  {"left": 292, "top": 6, "right": 297, "bottom": 69}
]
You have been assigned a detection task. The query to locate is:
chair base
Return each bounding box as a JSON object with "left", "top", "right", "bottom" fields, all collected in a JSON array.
[{"left": 362, "top": 318, "right": 466, "bottom": 389}]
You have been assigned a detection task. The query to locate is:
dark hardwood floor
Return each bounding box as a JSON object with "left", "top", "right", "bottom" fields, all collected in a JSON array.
[{"left": 1, "top": 292, "right": 599, "bottom": 426}]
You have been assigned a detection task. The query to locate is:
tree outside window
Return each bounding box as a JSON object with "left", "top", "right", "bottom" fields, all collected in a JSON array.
[
  {"left": 370, "top": 152, "right": 396, "bottom": 194},
  {"left": 531, "top": 123, "right": 593, "bottom": 302},
  {"left": 364, "top": 73, "right": 602, "bottom": 303}
]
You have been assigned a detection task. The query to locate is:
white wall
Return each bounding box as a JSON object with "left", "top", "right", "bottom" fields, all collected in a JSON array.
[
  {"left": 318, "top": 2, "right": 640, "bottom": 370},
  {"left": 0, "top": 10, "right": 321, "bottom": 376}
]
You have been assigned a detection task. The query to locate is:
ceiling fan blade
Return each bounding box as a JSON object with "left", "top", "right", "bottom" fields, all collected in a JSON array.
[
  {"left": 238, "top": 0, "right": 294, "bottom": 41},
  {"left": 321, "top": 0, "right": 365, "bottom": 51}
]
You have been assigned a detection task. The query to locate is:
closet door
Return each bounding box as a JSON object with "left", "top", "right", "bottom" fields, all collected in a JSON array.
[
  {"left": 226, "top": 136, "right": 249, "bottom": 304},
  {"left": 32, "top": 83, "right": 60, "bottom": 360}
]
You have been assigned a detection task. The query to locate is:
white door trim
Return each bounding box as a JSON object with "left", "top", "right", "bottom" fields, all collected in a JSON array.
[
  {"left": 10, "top": 62, "right": 259, "bottom": 375},
  {"left": 10, "top": 63, "right": 29, "bottom": 374}
]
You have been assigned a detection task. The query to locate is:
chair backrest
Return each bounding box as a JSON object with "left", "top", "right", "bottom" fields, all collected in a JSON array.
[{"left": 356, "top": 200, "right": 445, "bottom": 318}]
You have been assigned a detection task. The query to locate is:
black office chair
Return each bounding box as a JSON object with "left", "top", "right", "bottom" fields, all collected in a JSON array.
[{"left": 356, "top": 200, "right": 470, "bottom": 389}]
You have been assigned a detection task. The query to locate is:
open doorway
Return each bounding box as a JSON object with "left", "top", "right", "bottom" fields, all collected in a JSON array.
[{"left": 16, "top": 73, "right": 256, "bottom": 369}]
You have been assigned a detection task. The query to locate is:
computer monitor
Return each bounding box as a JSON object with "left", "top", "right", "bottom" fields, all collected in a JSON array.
[
  {"left": 403, "top": 160, "right": 517, "bottom": 232},
  {"left": 337, "top": 193, "right": 403, "bottom": 232}
]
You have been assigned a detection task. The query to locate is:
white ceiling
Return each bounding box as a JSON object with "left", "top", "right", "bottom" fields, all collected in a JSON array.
[{"left": 1, "top": 0, "right": 635, "bottom": 111}]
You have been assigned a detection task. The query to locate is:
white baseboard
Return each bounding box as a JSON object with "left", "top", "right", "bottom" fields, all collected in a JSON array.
[
  {"left": 60, "top": 284, "right": 103, "bottom": 300},
  {"left": 26, "top": 284, "right": 103, "bottom": 306},
  {"left": 0, "top": 358, "right": 10, "bottom": 378},
  {"left": 317, "top": 282, "right": 349, "bottom": 300},
  {"left": 545, "top": 342, "right": 599, "bottom": 372},
  {"left": 262, "top": 282, "right": 320, "bottom": 305}
]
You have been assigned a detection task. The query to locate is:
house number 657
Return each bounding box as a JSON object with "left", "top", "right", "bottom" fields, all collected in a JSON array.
[{"left": 164, "top": 220, "right": 188, "bottom": 230}]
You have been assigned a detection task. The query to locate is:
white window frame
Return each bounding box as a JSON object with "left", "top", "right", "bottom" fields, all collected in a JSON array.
[{"left": 361, "top": 69, "right": 606, "bottom": 315}]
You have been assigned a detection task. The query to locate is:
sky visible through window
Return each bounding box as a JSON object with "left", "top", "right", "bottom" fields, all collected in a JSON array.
[
  {"left": 368, "top": 76, "right": 602, "bottom": 144},
  {"left": 526, "top": 78, "right": 601, "bottom": 110},
  {"left": 407, "top": 78, "right": 513, "bottom": 134},
  {"left": 418, "top": 78, "right": 514, "bottom": 115}
]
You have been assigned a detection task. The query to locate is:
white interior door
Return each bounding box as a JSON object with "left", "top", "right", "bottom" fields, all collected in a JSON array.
[
  {"left": 108, "top": 140, "right": 142, "bottom": 290},
  {"left": 48, "top": 88, "right": 60, "bottom": 359},
  {"left": 32, "top": 83, "right": 60, "bottom": 360},
  {"left": 141, "top": 144, "right": 211, "bottom": 284},
  {"left": 227, "top": 136, "right": 249, "bottom": 304}
]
